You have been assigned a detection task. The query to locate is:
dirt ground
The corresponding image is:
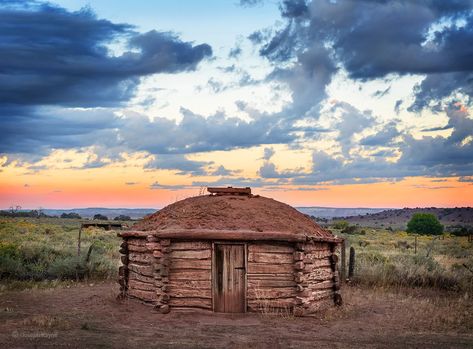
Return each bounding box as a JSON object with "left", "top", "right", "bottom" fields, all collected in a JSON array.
[{"left": 1, "top": 282, "right": 472, "bottom": 349}]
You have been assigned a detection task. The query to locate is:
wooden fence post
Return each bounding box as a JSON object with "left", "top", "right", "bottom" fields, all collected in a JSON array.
[
  {"left": 340, "top": 240, "right": 346, "bottom": 282},
  {"left": 414, "top": 236, "right": 417, "bottom": 255},
  {"left": 348, "top": 247, "right": 355, "bottom": 279}
]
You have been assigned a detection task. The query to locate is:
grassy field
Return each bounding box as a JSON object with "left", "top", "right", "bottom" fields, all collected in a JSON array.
[
  {"left": 0, "top": 217, "right": 122, "bottom": 290},
  {"left": 336, "top": 228, "right": 473, "bottom": 293},
  {"left": 1, "top": 217, "right": 472, "bottom": 295}
]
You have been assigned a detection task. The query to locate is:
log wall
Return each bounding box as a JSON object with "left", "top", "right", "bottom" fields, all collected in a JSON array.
[
  {"left": 119, "top": 235, "right": 341, "bottom": 315},
  {"left": 168, "top": 241, "right": 212, "bottom": 311},
  {"left": 293, "top": 241, "right": 337, "bottom": 316},
  {"left": 247, "top": 242, "right": 296, "bottom": 312}
]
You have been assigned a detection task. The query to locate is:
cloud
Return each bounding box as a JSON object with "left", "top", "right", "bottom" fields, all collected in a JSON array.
[
  {"left": 125, "top": 182, "right": 138, "bottom": 185},
  {"left": 263, "top": 147, "right": 275, "bottom": 160},
  {"left": 209, "top": 165, "right": 241, "bottom": 176},
  {"left": 0, "top": 1, "right": 212, "bottom": 108},
  {"left": 145, "top": 154, "right": 211, "bottom": 176},
  {"left": 258, "top": 161, "right": 304, "bottom": 179},
  {"left": 149, "top": 182, "right": 188, "bottom": 191},
  {"left": 239, "top": 0, "right": 263, "bottom": 7},
  {"left": 360, "top": 122, "right": 400, "bottom": 146},
  {"left": 255, "top": 0, "right": 473, "bottom": 113}
]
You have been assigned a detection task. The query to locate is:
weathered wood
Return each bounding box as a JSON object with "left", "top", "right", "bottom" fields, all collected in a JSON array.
[
  {"left": 304, "top": 242, "right": 330, "bottom": 252},
  {"left": 304, "top": 267, "right": 333, "bottom": 281},
  {"left": 170, "top": 270, "right": 212, "bottom": 281},
  {"left": 303, "top": 258, "right": 332, "bottom": 270},
  {"left": 160, "top": 239, "right": 171, "bottom": 246},
  {"left": 129, "top": 252, "right": 154, "bottom": 264},
  {"left": 248, "top": 279, "right": 296, "bottom": 288},
  {"left": 304, "top": 250, "right": 332, "bottom": 262},
  {"left": 248, "top": 263, "right": 293, "bottom": 274},
  {"left": 248, "top": 252, "right": 293, "bottom": 264},
  {"left": 153, "top": 250, "right": 163, "bottom": 258},
  {"left": 248, "top": 287, "right": 295, "bottom": 299},
  {"left": 169, "top": 287, "right": 211, "bottom": 299},
  {"left": 294, "top": 251, "right": 304, "bottom": 261},
  {"left": 213, "top": 244, "right": 246, "bottom": 313},
  {"left": 157, "top": 304, "right": 170, "bottom": 314},
  {"left": 128, "top": 288, "right": 156, "bottom": 301},
  {"left": 301, "top": 298, "right": 334, "bottom": 314},
  {"left": 348, "top": 247, "right": 355, "bottom": 278},
  {"left": 154, "top": 230, "right": 308, "bottom": 242},
  {"left": 169, "top": 280, "right": 211, "bottom": 289},
  {"left": 248, "top": 243, "right": 294, "bottom": 254},
  {"left": 171, "top": 241, "right": 211, "bottom": 251},
  {"left": 127, "top": 263, "right": 153, "bottom": 277},
  {"left": 127, "top": 244, "right": 148, "bottom": 253},
  {"left": 247, "top": 298, "right": 294, "bottom": 311},
  {"left": 128, "top": 279, "right": 155, "bottom": 292},
  {"left": 170, "top": 250, "right": 211, "bottom": 260},
  {"left": 118, "top": 231, "right": 148, "bottom": 238},
  {"left": 120, "top": 256, "right": 128, "bottom": 265},
  {"left": 294, "top": 261, "right": 305, "bottom": 271},
  {"left": 307, "top": 280, "right": 333, "bottom": 291},
  {"left": 128, "top": 270, "right": 154, "bottom": 284},
  {"left": 208, "top": 186, "right": 251, "bottom": 195},
  {"left": 169, "top": 297, "right": 212, "bottom": 309},
  {"left": 247, "top": 273, "right": 294, "bottom": 280},
  {"left": 146, "top": 242, "right": 161, "bottom": 251},
  {"left": 170, "top": 259, "right": 211, "bottom": 270}
]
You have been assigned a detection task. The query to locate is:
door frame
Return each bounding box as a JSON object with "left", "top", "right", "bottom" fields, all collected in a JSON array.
[{"left": 211, "top": 242, "right": 248, "bottom": 313}]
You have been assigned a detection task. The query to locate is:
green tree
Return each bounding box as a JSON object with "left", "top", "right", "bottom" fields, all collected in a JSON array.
[
  {"left": 332, "top": 220, "right": 349, "bottom": 230},
  {"left": 93, "top": 214, "right": 108, "bottom": 221},
  {"left": 114, "top": 215, "right": 131, "bottom": 221},
  {"left": 406, "top": 213, "right": 443, "bottom": 235}
]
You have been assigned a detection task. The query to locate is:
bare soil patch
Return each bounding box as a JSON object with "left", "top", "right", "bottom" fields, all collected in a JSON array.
[{"left": 0, "top": 282, "right": 472, "bottom": 348}]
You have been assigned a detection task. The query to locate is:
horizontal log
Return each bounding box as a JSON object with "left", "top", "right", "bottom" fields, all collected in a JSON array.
[
  {"left": 304, "top": 242, "right": 330, "bottom": 252},
  {"left": 169, "top": 280, "right": 211, "bottom": 289},
  {"left": 247, "top": 298, "right": 294, "bottom": 311},
  {"left": 248, "top": 252, "right": 293, "bottom": 264},
  {"left": 128, "top": 279, "right": 156, "bottom": 292},
  {"left": 248, "top": 279, "right": 296, "bottom": 288},
  {"left": 248, "top": 263, "right": 294, "bottom": 274},
  {"left": 128, "top": 263, "right": 153, "bottom": 277},
  {"left": 129, "top": 252, "right": 154, "bottom": 264},
  {"left": 170, "top": 250, "right": 211, "bottom": 260},
  {"left": 118, "top": 231, "right": 149, "bottom": 238},
  {"left": 294, "top": 251, "right": 304, "bottom": 261},
  {"left": 306, "top": 280, "right": 334, "bottom": 291},
  {"left": 128, "top": 288, "right": 156, "bottom": 302},
  {"left": 248, "top": 287, "right": 295, "bottom": 299},
  {"left": 160, "top": 239, "right": 171, "bottom": 246},
  {"left": 169, "top": 270, "right": 211, "bottom": 281},
  {"left": 247, "top": 273, "right": 294, "bottom": 281},
  {"left": 169, "top": 297, "right": 212, "bottom": 309},
  {"left": 127, "top": 244, "right": 148, "bottom": 253},
  {"left": 169, "top": 287, "right": 211, "bottom": 299},
  {"left": 170, "top": 259, "right": 211, "bottom": 270},
  {"left": 304, "top": 250, "right": 332, "bottom": 262},
  {"left": 128, "top": 270, "right": 155, "bottom": 284},
  {"left": 303, "top": 259, "right": 332, "bottom": 270},
  {"left": 154, "top": 230, "right": 307, "bottom": 242},
  {"left": 304, "top": 267, "right": 334, "bottom": 282},
  {"left": 146, "top": 242, "right": 161, "bottom": 251},
  {"left": 171, "top": 242, "right": 211, "bottom": 251},
  {"left": 248, "top": 243, "right": 294, "bottom": 254}
]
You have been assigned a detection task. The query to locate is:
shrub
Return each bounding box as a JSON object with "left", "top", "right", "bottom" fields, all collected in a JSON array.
[
  {"left": 407, "top": 213, "right": 443, "bottom": 235},
  {"left": 114, "top": 215, "right": 131, "bottom": 221},
  {"left": 332, "top": 220, "right": 349, "bottom": 230},
  {"left": 93, "top": 214, "right": 108, "bottom": 221}
]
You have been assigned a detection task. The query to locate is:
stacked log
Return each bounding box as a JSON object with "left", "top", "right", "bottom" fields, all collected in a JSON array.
[
  {"left": 247, "top": 243, "right": 296, "bottom": 313},
  {"left": 117, "top": 239, "right": 129, "bottom": 299},
  {"left": 330, "top": 243, "right": 343, "bottom": 306},
  {"left": 127, "top": 237, "right": 156, "bottom": 302},
  {"left": 293, "top": 242, "right": 335, "bottom": 316},
  {"left": 168, "top": 241, "right": 212, "bottom": 311},
  {"left": 146, "top": 236, "right": 171, "bottom": 313}
]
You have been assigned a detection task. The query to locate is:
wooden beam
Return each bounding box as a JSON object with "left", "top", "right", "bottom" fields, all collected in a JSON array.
[{"left": 207, "top": 186, "right": 251, "bottom": 196}]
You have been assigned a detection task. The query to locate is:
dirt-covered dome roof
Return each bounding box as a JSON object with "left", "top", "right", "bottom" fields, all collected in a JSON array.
[{"left": 133, "top": 193, "right": 332, "bottom": 238}]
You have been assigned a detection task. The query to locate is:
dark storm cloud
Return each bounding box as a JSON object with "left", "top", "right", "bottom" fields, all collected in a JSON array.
[
  {"left": 360, "top": 122, "right": 400, "bottom": 146},
  {"left": 0, "top": 1, "right": 212, "bottom": 108},
  {"left": 256, "top": 0, "right": 473, "bottom": 112}
]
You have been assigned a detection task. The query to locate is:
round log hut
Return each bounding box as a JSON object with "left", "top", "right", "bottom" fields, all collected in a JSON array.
[{"left": 117, "top": 187, "right": 343, "bottom": 316}]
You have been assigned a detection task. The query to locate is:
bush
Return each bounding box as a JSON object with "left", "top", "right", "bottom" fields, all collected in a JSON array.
[
  {"left": 60, "top": 212, "right": 82, "bottom": 219},
  {"left": 93, "top": 214, "right": 108, "bottom": 221},
  {"left": 332, "top": 220, "right": 349, "bottom": 230},
  {"left": 114, "top": 215, "right": 131, "bottom": 221},
  {"left": 407, "top": 213, "right": 443, "bottom": 235}
]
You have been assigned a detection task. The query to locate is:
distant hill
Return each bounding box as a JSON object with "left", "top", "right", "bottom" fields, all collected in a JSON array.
[
  {"left": 296, "top": 206, "right": 388, "bottom": 219},
  {"left": 333, "top": 207, "right": 473, "bottom": 229},
  {"left": 43, "top": 208, "right": 157, "bottom": 220}
]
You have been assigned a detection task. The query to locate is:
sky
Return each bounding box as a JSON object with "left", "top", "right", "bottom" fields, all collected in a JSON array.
[{"left": 1, "top": 0, "right": 472, "bottom": 209}]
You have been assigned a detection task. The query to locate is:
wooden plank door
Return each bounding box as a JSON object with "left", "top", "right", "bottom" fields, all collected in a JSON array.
[{"left": 213, "top": 244, "right": 246, "bottom": 313}]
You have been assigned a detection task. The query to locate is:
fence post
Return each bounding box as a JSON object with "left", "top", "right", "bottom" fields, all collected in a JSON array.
[
  {"left": 348, "top": 247, "right": 355, "bottom": 279},
  {"left": 414, "top": 236, "right": 417, "bottom": 254},
  {"left": 340, "top": 240, "right": 346, "bottom": 282}
]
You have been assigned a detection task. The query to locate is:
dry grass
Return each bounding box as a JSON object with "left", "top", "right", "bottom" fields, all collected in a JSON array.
[{"left": 252, "top": 286, "right": 295, "bottom": 319}]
